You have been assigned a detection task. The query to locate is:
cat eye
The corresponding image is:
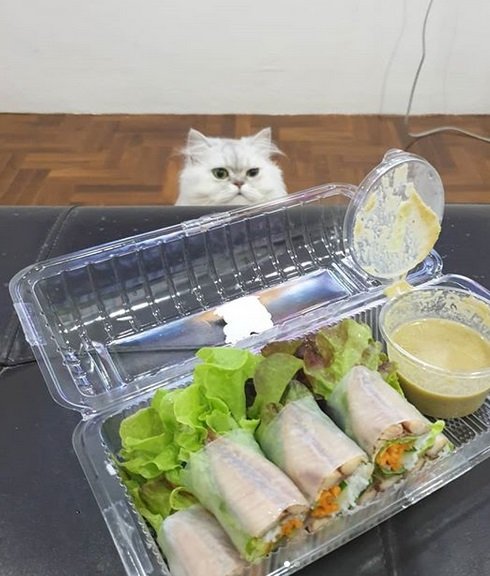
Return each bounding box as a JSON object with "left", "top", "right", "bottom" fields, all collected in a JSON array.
[
  {"left": 246, "top": 168, "right": 260, "bottom": 177},
  {"left": 212, "top": 167, "right": 229, "bottom": 180}
]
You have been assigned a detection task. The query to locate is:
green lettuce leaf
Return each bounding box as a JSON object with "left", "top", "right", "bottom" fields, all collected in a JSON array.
[
  {"left": 120, "top": 407, "right": 165, "bottom": 453},
  {"left": 119, "top": 447, "right": 180, "bottom": 480},
  {"left": 123, "top": 476, "right": 164, "bottom": 532},
  {"left": 118, "top": 347, "right": 269, "bottom": 541},
  {"left": 249, "top": 353, "right": 304, "bottom": 419},
  {"left": 283, "top": 379, "right": 312, "bottom": 403},
  {"left": 121, "top": 473, "right": 196, "bottom": 533},
  {"left": 139, "top": 477, "right": 174, "bottom": 522},
  {"left": 194, "top": 347, "right": 263, "bottom": 423},
  {"left": 121, "top": 347, "right": 263, "bottom": 477},
  {"left": 119, "top": 405, "right": 179, "bottom": 479},
  {"left": 204, "top": 410, "right": 238, "bottom": 435},
  {"left": 418, "top": 420, "right": 450, "bottom": 454},
  {"left": 378, "top": 353, "right": 404, "bottom": 395}
]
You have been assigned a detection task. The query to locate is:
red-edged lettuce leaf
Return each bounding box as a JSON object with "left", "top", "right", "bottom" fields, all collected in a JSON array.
[{"left": 260, "top": 319, "right": 402, "bottom": 399}]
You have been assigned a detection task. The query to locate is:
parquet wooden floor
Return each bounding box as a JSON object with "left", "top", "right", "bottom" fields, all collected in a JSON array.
[{"left": 0, "top": 114, "right": 488, "bottom": 205}]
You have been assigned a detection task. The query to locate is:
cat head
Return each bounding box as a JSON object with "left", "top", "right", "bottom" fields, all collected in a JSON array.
[{"left": 176, "top": 128, "right": 287, "bottom": 206}]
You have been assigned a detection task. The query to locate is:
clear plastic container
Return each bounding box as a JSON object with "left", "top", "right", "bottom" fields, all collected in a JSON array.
[{"left": 9, "top": 150, "right": 490, "bottom": 576}]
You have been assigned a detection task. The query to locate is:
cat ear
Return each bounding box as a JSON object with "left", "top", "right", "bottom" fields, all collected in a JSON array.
[
  {"left": 250, "top": 127, "right": 283, "bottom": 157},
  {"left": 187, "top": 128, "right": 211, "bottom": 150},
  {"left": 252, "top": 127, "right": 272, "bottom": 148},
  {"left": 183, "top": 128, "right": 212, "bottom": 162}
]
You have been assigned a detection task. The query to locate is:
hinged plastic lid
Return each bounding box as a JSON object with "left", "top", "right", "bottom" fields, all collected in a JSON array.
[
  {"left": 10, "top": 152, "right": 446, "bottom": 418},
  {"left": 343, "top": 149, "right": 445, "bottom": 281}
]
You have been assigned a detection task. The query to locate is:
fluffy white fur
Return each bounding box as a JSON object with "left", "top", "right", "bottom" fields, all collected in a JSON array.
[{"left": 176, "top": 128, "right": 287, "bottom": 206}]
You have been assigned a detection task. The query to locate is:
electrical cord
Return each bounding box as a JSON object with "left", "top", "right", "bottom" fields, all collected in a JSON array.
[{"left": 404, "top": 0, "right": 490, "bottom": 143}]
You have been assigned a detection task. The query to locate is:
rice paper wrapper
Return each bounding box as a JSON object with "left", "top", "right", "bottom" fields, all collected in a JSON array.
[
  {"left": 328, "top": 365, "right": 432, "bottom": 457},
  {"left": 182, "top": 428, "right": 308, "bottom": 561},
  {"left": 157, "top": 505, "right": 245, "bottom": 576},
  {"left": 257, "top": 395, "right": 370, "bottom": 502}
]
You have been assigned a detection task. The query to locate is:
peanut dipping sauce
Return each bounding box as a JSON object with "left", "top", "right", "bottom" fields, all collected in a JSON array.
[
  {"left": 392, "top": 318, "right": 490, "bottom": 373},
  {"left": 389, "top": 317, "right": 490, "bottom": 418}
]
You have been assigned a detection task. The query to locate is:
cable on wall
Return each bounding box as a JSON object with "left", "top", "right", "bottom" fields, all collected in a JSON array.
[{"left": 404, "top": 0, "right": 490, "bottom": 144}]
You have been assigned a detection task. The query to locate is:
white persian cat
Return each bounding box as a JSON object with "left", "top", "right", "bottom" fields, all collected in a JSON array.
[{"left": 175, "top": 127, "right": 287, "bottom": 206}]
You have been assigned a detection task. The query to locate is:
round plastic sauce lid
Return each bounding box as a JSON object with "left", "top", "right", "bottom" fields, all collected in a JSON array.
[{"left": 343, "top": 149, "right": 445, "bottom": 281}]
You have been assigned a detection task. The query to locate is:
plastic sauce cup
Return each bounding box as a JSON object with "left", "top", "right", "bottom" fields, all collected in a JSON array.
[{"left": 380, "top": 286, "right": 490, "bottom": 418}]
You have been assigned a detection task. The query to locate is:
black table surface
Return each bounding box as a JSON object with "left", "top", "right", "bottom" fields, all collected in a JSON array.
[{"left": 0, "top": 204, "right": 489, "bottom": 576}]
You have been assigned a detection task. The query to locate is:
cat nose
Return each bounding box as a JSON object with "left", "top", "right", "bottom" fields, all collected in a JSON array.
[{"left": 233, "top": 180, "right": 244, "bottom": 189}]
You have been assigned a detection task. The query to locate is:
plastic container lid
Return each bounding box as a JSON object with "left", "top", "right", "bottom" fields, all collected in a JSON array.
[
  {"left": 9, "top": 148, "right": 447, "bottom": 417},
  {"left": 343, "top": 149, "right": 445, "bottom": 282}
]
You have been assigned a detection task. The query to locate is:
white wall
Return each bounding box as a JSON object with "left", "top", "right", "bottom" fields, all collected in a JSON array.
[{"left": 0, "top": 0, "right": 488, "bottom": 114}]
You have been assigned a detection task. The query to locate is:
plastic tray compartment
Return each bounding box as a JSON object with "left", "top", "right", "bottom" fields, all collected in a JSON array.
[
  {"left": 75, "top": 274, "right": 490, "bottom": 576},
  {"left": 9, "top": 183, "right": 489, "bottom": 576}
]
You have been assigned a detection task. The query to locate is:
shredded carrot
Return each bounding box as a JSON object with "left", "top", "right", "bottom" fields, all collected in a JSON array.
[
  {"left": 281, "top": 517, "right": 303, "bottom": 537},
  {"left": 311, "top": 485, "right": 342, "bottom": 518},
  {"left": 376, "top": 442, "right": 414, "bottom": 472}
]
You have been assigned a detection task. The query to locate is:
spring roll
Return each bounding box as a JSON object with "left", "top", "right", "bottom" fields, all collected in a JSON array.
[
  {"left": 182, "top": 428, "right": 309, "bottom": 562},
  {"left": 158, "top": 505, "right": 246, "bottom": 576},
  {"left": 119, "top": 473, "right": 244, "bottom": 576},
  {"left": 248, "top": 353, "right": 372, "bottom": 528},
  {"left": 328, "top": 366, "right": 450, "bottom": 485},
  {"left": 257, "top": 390, "right": 373, "bottom": 530}
]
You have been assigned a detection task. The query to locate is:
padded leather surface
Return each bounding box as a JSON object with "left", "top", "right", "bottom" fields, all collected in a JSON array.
[
  {"left": 0, "top": 206, "right": 72, "bottom": 364},
  {"left": 0, "top": 204, "right": 489, "bottom": 576}
]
